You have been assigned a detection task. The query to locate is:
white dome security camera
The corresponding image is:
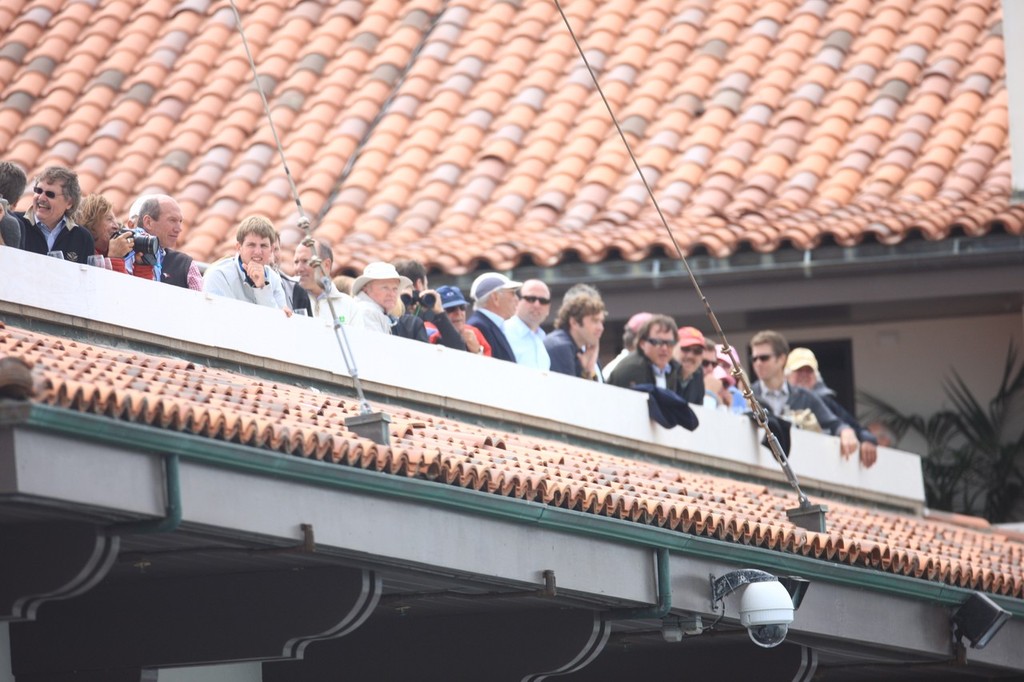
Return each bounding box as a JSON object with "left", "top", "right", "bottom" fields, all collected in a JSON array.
[{"left": 739, "top": 580, "right": 795, "bottom": 648}]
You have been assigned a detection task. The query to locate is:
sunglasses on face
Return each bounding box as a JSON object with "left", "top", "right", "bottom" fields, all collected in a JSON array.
[
  {"left": 519, "top": 295, "right": 550, "bottom": 305},
  {"left": 702, "top": 360, "right": 717, "bottom": 368},
  {"left": 751, "top": 354, "right": 776, "bottom": 363},
  {"left": 678, "top": 345, "right": 704, "bottom": 354},
  {"left": 446, "top": 305, "right": 466, "bottom": 312},
  {"left": 34, "top": 186, "right": 63, "bottom": 200},
  {"left": 644, "top": 338, "right": 675, "bottom": 347}
]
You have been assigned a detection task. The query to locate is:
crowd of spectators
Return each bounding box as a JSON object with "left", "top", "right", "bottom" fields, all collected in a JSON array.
[{"left": 1, "top": 164, "right": 879, "bottom": 466}]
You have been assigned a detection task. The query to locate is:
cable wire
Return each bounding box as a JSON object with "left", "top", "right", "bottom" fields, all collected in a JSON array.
[
  {"left": 551, "top": 0, "right": 811, "bottom": 508},
  {"left": 229, "top": 0, "right": 374, "bottom": 415}
]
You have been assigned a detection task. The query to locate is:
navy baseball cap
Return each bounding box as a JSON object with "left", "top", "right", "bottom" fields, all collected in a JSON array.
[{"left": 436, "top": 285, "right": 468, "bottom": 309}]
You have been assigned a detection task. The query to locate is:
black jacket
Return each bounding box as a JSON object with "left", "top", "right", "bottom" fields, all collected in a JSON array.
[
  {"left": 466, "top": 311, "right": 516, "bottom": 362},
  {"left": 608, "top": 350, "right": 704, "bottom": 405},
  {"left": 17, "top": 213, "right": 95, "bottom": 263}
]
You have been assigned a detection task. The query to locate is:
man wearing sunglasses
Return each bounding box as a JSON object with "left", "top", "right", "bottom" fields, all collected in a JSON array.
[
  {"left": 673, "top": 326, "right": 710, "bottom": 406},
  {"left": 503, "top": 279, "right": 552, "bottom": 370},
  {"left": 749, "top": 330, "right": 859, "bottom": 459},
  {"left": 608, "top": 315, "right": 696, "bottom": 399},
  {"left": 15, "top": 166, "right": 94, "bottom": 262}
]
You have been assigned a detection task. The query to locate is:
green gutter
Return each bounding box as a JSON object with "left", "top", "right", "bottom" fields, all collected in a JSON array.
[
  {"left": 18, "top": 404, "right": 1024, "bottom": 617},
  {"left": 108, "top": 453, "right": 182, "bottom": 534}
]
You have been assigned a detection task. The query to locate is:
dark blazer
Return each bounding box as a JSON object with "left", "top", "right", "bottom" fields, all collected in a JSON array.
[
  {"left": 17, "top": 212, "right": 95, "bottom": 263},
  {"left": 608, "top": 350, "right": 704, "bottom": 405},
  {"left": 161, "top": 250, "right": 194, "bottom": 288},
  {"left": 466, "top": 310, "right": 516, "bottom": 362},
  {"left": 544, "top": 329, "right": 583, "bottom": 377}
]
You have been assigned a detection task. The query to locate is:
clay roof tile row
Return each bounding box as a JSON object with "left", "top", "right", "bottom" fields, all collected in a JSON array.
[
  {"left": 1, "top": 0, "right": 1021, "bottom": 272},
  {"left": 4, "top": 320, "right": 1022, "bottom": 597}
]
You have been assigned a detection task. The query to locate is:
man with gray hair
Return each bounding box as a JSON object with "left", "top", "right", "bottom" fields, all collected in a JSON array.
[
  {"left": 15, "top": 165, "right": 94, "bottom": 262},
  {"left": 0, "top": 161, "right": 27, "bottom": 248},
  {"left": 127, "top": 194, "right": 202, "bottom": 290},
  {"left": 466, "top": 272, "right": 522, "bottom": 362}
]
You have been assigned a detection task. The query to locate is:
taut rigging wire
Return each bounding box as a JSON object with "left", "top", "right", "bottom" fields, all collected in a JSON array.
[
  {"left": 228, "top": 0, "right": 820, "bottom": 509},
  {"left": 551, "top": 0, "right": 814, "bottom": 510},
  {"left": 228, "top": 0, "right": 374, "bottom": 415}
]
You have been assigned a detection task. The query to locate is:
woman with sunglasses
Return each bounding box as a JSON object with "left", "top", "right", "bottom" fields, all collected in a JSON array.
[{"left": 14, "top": 166, "right": 95, "bottom": 263}]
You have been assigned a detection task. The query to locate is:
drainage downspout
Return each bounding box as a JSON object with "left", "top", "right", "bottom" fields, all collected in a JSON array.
[
  {"left": 604, "top": 547, "right": 672, "bottom": 620},
  {"left": 109, "top": 453, "right": 182, "bottom": 535}
]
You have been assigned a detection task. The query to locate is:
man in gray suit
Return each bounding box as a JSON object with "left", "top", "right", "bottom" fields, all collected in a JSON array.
[{"left": 749, "top": 329, "right": 859, "bottom": 460}]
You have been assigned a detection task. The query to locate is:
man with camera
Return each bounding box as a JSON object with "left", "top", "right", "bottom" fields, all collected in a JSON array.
[
  {"left": 15, "top": 166, "right": 95, "bottom": 262},
  {"left": 393, "top": 259, "right": 465, "bottom": 349},
  {"left": 203, "top": 215, "right": 287, "bottom": 310},
  {"left": 293, "top": 239, "right": 353, "bottom": 323},
  {"left": 120, "top": 195, "right": 202, "bottom": 290}
]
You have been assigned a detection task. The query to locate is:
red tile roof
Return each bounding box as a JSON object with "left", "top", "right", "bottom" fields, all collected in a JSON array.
[
  {"left": 2, "top": 319, "right": 1022, "bottom": 599},
  {"left": 1, "top": 0, "right": 1022, "bottom": 275}
]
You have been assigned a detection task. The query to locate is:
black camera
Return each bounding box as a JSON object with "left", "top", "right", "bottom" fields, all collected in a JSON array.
[
  {"left": 112, "top": 228, "right": 160, "bottom": 258},
  {"left": 400, "top": 290, "right": 437, "bottom": 311}
]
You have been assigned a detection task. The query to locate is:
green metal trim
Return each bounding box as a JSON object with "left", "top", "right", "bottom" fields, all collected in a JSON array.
[
  {"left": 18, "top": 404, "right": 1024, "bottom": 617},
  {"left": 108, "top": 453, "right": 182, "bottom": 534},
  {"left": 605, "top": 547, "right": 672, "bottom": 620}
]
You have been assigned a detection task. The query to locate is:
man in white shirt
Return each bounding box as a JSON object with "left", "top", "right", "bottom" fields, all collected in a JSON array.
[
  {"left": 503, "top": 278, "right": 552, "bottom": 370},
  {"left": 349, "top": 262, "right": 411, "bottom": 334},
  {"left": 293, "top": 239, "right": 355, "bottom": 325},
  {"left": 202, "top": 216, "right": 287, "bottom": 310}
]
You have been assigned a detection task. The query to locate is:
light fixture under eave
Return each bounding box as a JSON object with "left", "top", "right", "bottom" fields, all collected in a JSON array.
[{"left": 952, "top": 592, "right": 1011, "bottom": 651}]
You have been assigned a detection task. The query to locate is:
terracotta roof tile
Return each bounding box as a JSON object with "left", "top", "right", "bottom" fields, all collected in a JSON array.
[
  {"left": 2, "top": 0, "right": 1021, "bottom": 267},
  {"left": 4, "top": 320, "right": 1021, "bottom": 597}
]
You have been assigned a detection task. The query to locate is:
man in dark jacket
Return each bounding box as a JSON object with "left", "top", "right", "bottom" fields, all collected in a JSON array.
[
  {"left": 466, "top": 272, "right": 522, "bottom": 362},
  {"left": 15, "top": 165, "right": 94, "bottom": 262},
  {"left": 544, "top": 285, "right": 606, "bottom": 380},
  {"left": 133, "top": 195, "right": 202, "bottom": 290},
  {"left": 608, "top": 315, "right": 693, "bottom": 398}
]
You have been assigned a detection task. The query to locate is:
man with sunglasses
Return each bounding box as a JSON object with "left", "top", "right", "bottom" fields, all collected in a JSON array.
[
  {"left": 609, "top": 315, "right": 698, "bottom": 400},
  {"left": 749, "top": 330, "right": 859, "bottom": 459},
  {"left": 15, "top": 166, "right": 94, "bottom": 262},
  {"left": 673, "top": 326, "right": 709, "bottom": 405},
  {"left": 503, "top": 279, "right": 552, "bottom": 370}
]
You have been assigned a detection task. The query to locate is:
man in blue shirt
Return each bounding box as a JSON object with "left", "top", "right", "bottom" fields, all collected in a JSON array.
[{"left": 503, "top": 278, "right": 552, "bottom": 370}]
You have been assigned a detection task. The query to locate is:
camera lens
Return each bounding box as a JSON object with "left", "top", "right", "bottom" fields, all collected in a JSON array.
[
  {"left": 133, "top": 234, "right": 160, "bottom": 257},
  {"left": 747, "top": 623, "right": 788, "bottom": 648}
]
